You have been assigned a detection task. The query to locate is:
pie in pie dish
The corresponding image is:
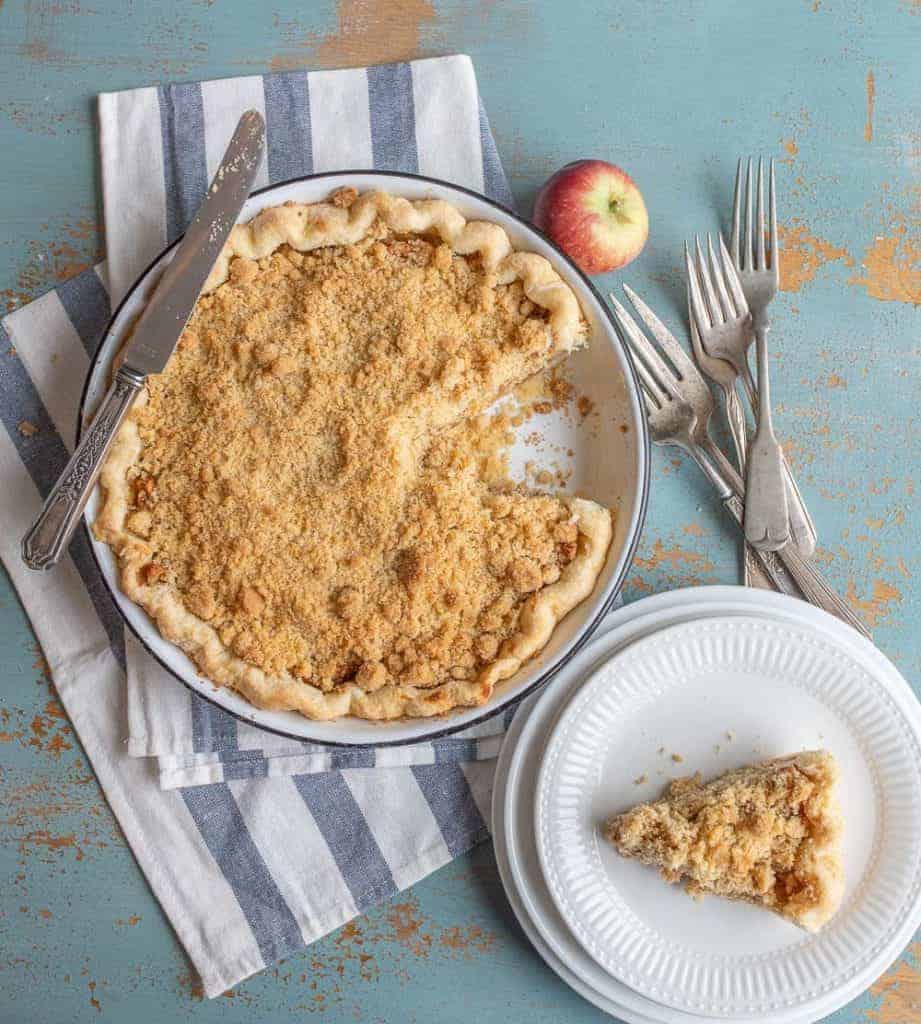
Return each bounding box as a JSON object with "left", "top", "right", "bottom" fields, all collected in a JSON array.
[
  {"left": 94, "top": 188, "right": 614, "bottom": 720},
  {"left": 605, "top": 750, "right": 845, "bottom": 931}
]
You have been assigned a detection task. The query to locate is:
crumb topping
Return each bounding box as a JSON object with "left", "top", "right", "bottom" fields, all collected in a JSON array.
[
  {"left": 606, "top": 751, "right": 844, "bottom": 930},
  {"left": 123, "top": 223, "right": 588, "bottom": 694}
]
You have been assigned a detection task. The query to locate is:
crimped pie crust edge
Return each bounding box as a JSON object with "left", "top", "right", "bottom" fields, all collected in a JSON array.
[{"left": 94, "top": 190, "right": 613, "bottom": 720}]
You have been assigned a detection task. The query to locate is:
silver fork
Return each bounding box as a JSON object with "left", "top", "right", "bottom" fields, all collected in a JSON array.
[
  {"left": 732, "top": 157, "right": 818, "bottom": 556},
  {"left": 735, "top": 157, "right": 789, "bottom": 549},
  {"left": 685, "top": 278, "right": 772, "bottom": 591},
  {"left": 686, "top": 229, "right": 816, "bottom": 558},
  {"left": 731, "top": 158, "right": 817, "bottom": 554},
  {"left": 685, "top": 212, "right": 787, "bottom": 551},
  {"left": 610, "top": 286, "right": 871, "bottom": 638}
]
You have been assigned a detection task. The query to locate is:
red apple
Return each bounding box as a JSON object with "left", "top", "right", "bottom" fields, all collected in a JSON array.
[{"left": 533, "top": 160, "right": 649, "bottom": 275}]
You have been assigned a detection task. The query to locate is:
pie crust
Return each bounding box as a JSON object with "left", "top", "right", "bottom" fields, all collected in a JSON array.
[
  {"left": 606, "top": 750, "right": 845, "bottom": 931},
  {"left": 95, "top": 190, "right": 614, "bottom": 721}
]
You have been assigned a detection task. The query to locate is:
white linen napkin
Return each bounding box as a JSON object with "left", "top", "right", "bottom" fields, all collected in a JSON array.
[
  {"left": 0, "top": 55, "right": 522, "bottom": 997},
  {"left": 103, "top": 56, "right": 518, "bottom": 789}
]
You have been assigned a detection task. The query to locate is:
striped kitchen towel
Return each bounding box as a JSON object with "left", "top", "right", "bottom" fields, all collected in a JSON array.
[
  {"left": 0, "top": 55, "right": 516, "bottom": 997},
  {"left": 107, "top": 56, "right": 516, "bottom": 789}
]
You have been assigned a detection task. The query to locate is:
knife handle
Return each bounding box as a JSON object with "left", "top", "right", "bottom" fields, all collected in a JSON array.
[{"left": 22, "top": 367, "right": 144, "bottom": 571}]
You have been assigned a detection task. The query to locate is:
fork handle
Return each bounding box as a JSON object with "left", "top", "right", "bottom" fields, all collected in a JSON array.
[
  {"left": 698, "top": 437, "right": 871, "bottom": 638},
  {"left": 726, "top": 490, "right": 868, "bottom": 636},
  {"left": 724, "top": 387, "right": 747, "bottom": 472},
  {"left": 719, "top": 493, "right": 799, "bottom": 597},
  {"left": 723, "top": 385, "right": 773, "bottom": 591},
  {"left": 740, "top": 358, "right": 816, "bottom": 558},
  {"left": 683, "top": 446, "right": 797, "bottom": 597}
]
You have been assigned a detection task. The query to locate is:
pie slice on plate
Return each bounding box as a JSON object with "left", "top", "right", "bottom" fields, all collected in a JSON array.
[
  {"left": 605, "top": 750, "right": 845, "bottom": 931},
  {"left": 94, "top": 188, "right": 614, "bottom": 720}
]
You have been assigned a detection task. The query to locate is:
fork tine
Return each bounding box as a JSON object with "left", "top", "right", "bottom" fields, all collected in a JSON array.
[
  {"left": 756, "top": 157, "right": 766, "bottom": 271},
  {"left": 623, "top": 336, "right": 667, "bottom": 409},
  {"left": 637, "top": 380, "right": 661, "bottom": 420},
  {"left": 686, "top": 284, "right": 710, "bottom": 367},
  {"left": 609, "top": 295, "right": 667, "bottom": 405},
  {"left": 744, "top": 157, "right": 754, "bottom": 271},
  {"left": 706, "top": 233, "right": 735, "bottom": 321},
  {"left": 622, "top": 283, "right": 702, "bottom": 385},
  {"left": 609, "top": 293, "right": 681, "bottom": 402},
  {"left": 769, "top": 157, "right": 779, "bottom": 281},
  {"left": 685, "top": 241, "right": 711, "bottom": 338},
  {"left": 730, "top": 159, "right": 743, "bottom": 269},
  {"left": 717, "top": 233, "right": 750, "bottom": 316},
  {"left": 694, "top": 235, "right": 724, "bottom": 326}
]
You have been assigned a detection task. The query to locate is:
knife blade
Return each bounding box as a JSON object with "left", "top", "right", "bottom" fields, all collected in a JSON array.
[
  {"left": 21, "top": 109, "right": 265, "bottom": 571},
  {"left": 124, "top": 109, "right": 264, "bottom": 376}
]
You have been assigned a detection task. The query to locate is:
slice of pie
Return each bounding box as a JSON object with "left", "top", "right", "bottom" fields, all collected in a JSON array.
[
  {"left": 94, "top": 188, "right": 614, "bottom": 720},
  {"left": 605, "top": 750, "right": 845, "bottom": 931}
]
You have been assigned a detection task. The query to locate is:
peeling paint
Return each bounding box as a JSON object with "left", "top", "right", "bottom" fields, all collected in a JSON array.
[
  {"left": 849, "top": 211, "right": 921, "bottom": 304},
  {"left": 271, "top": 0, "right": 437, "bottom": 71},
  {"left": 296, "top": 890, "right": 502, "bottom": 1013},
  {"left": 16, "top": 828, "right": 83, "bottom": 860},
  {"left": 780, "top": 137, "right": 799, "bottom": 166},
  {"left": 2, "top": 216, "right": 101, "bottom": 314},
  {"left": 778, "top": 221, "right": 854, "bottom": 292},
  {"left": 176, "top": 971, "right": 205, "bottom": 1001},
  {"left": 867, "top": 942, "right": 921, "bottom": 1022},
  {"left": 0, "top": 695, "right": 73, "bottom": 757},
  {"left": 438, "top": 924, "right": 497, "bottom": 955},
  {"left": 845, "top": 578, "right": 903, "bottom": 628},
  {"left": 633, "top": 539, "right": 714, "bottom": 574},
  {"left": 865, "top": 70, "right": 875, "bottom": 142},
  {"left": 386, "top": 900, "right": 431, "bottom": 957}
]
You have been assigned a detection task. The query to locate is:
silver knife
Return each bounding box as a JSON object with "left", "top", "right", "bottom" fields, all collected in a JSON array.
[{"left": 21, "top": 109, "right": 265, "bottom": 571}]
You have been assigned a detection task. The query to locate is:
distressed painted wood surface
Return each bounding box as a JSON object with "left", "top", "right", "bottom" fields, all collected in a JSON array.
[{"left": 0, "top": 1, "right": 919, "bottom": 1021}]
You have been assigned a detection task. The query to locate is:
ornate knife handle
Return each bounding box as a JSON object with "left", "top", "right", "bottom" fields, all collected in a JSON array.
[{"left": 21, "top": 367, "right": 144, "bottom": 571}]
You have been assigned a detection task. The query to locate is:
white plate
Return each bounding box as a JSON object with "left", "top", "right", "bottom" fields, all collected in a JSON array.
[
  {"left": 496, "top": 597, "right": 755, "bottom": 1024},
  {"left": 494, "top": 587, "right": 921, "bottom": 1023},
  {"left": 535, "top": 614, "right": 921, "bottom": 1018},
  {"left": 80, "top": 170, "right": 649, "bottom": 747}
]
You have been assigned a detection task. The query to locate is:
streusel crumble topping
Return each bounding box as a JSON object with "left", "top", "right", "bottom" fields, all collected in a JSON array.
[
  {"left": 123, "top": 225, "right": 586, "bottom": 694},
  {"left": 606, "top": 750, "right": 844, "bottom": 931}
]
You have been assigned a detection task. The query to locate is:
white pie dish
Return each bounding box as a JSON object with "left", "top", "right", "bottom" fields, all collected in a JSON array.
[{"left": 79, "top": 171, "right": 650, "bottom": 746}]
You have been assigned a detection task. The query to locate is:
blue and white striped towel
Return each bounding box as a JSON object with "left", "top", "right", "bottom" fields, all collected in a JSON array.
[
  {"left": 111, "top": 57, "right": 517, "bottom": 790},
  {"left": 0, "top": 55, "right": 520, "bottom": 997}
]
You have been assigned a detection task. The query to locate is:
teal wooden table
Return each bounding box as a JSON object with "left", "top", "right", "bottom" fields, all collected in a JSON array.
[{"left": 1, "top": 2, "right": 918, "bottom": 1021}]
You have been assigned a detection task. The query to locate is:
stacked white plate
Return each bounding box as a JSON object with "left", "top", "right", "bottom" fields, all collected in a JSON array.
[{"left": 492, "top": 586, "right": 921, "bottom": 1023}]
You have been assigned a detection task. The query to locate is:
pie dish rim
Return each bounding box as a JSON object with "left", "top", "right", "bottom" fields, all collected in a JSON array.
[{"left": 78, "top": 169, "right": 651, "bottom": 747}]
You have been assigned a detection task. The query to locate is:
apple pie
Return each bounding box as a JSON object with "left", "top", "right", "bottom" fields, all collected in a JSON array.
[
  {"left": 606, "top": 750, "right": 845, "bottom": 931},
  {"left": 94, "top": 189, "right": 614, "bottom": 720}
]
